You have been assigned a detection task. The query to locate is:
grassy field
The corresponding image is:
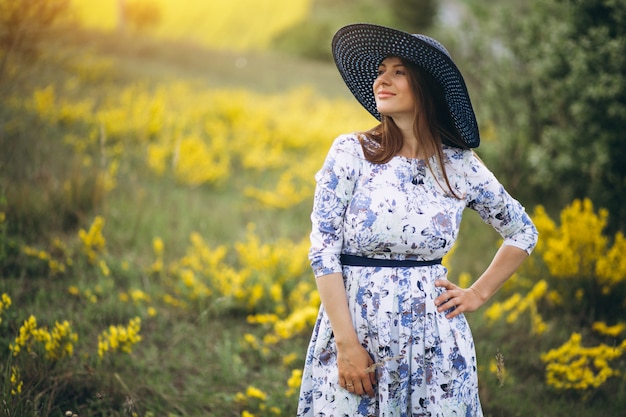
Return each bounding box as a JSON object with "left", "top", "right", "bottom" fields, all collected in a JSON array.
[{"left": 1, "top": 27, "right": 625, "bottom": 417}]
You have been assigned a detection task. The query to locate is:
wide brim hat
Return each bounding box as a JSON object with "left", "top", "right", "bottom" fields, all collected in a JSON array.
[{"left": 332, "top": 23, "right": 480, "bottom": 148}]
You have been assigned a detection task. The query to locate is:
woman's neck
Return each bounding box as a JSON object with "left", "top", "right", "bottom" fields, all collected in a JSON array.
[{"left": 395, "top": 119, "right": 432, "bottom": 160}]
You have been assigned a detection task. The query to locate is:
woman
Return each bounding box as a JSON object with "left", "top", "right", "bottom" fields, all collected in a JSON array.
[{"left": 298, "top": 24, "right": 538, "bottom": 416}]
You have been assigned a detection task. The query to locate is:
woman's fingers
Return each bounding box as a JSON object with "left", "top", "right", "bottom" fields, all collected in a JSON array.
[
  {"left": 337, "top": 345, "right": 377, "bottom": 397},
  {"left": 434, "top": 280, "right": 483, "bottom": 319},
  {"left": 348, "top": 372, "right": 375, "bottom": 396},
  {"left": 434, "top": 279, "right": 457, "bottom": 308}
]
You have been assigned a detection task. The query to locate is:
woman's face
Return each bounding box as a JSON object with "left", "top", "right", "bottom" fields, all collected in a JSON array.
[{"left": 373, "top": 56, "right": 416, "bottom": 121}]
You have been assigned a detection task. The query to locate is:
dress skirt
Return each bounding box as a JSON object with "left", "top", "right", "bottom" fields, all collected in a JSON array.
[{"left": 297, "top": 263, "right": 483, "bottom": 417}]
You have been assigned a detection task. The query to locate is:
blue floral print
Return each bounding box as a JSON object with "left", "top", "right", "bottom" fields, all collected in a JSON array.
[{"left": 299, "top": 134, "right": 538, "bottom": 416}]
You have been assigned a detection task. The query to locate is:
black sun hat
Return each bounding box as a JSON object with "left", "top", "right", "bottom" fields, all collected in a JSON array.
[{"left": 332, "top": 23, "right": 480, "bottom": 148}]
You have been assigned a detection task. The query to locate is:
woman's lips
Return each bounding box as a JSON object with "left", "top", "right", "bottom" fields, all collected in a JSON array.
[{"left": 376, "top": 90, "right": 395, "bottom": 99}]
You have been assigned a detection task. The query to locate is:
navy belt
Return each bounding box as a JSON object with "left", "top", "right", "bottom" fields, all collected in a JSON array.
[{"left": 340, "top": 254, "right": 442, "bottom": 268}]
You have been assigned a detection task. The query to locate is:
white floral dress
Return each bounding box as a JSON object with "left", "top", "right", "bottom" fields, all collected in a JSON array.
[{"left": 298, "top": 134, "right": 538, "bottom": 417}]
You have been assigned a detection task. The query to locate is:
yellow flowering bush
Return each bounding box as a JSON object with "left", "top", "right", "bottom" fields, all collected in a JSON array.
[
  {"left": 155, "top": 224, "right": 312, "bottom": 316},
  {"left": 21, "top": 243, "right": 69, "bottom": 275},
  {"left": 78, "top": 216, "right": 106, "bottom": 264},
  {"left": 595, "top": 231, "right": 626, "bottom": 290},
  {"left": 10, "top": 366, "right": 23, "bottom": 396},
  {"left": 9, "top": 315, "right": 78, "bottom": 361},
  {"left": 592, "top": 321, "right": 626, "bottom": 338},
  {"left": 97, "top": 317, "right": 143, "bottom": 359},
  {"left": 234, "top": 385, "right": 281, "bottom": 417},
  {"left": 540, "top": 199, "right": 607, "bottom": 278},
  {"left": 29, "top": 78, "right": 370, "bottom": 212},
  {"left": 286, "top": 368, "right": 303, "bottom": 397},
  {"left": 484, "top": 199, "right": 626, "bottom": 394},
  {"left": 234, "top": 224, "right": 310, "bottom": 313},
  {"left": 0, "top": 289, "right": 151, "bottom": 407},
  {"left": 163, "top": 232, "right": 227, "bottom": 304},
  {"left": 484, "top": 280, "right": 549, "bottom": 335},
  {"left": 541, "top": 333, "right": 626, "bottom": 390},
  {"left": 532, "top": 199, "right": 626, "bottom": 294}
]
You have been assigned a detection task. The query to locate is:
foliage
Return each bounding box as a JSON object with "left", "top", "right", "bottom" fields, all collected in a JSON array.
[
  {"left": 271, "top": 0, "right": 397, "bottom": 61},
  {"left": 389, "top": 0, "right": 438, "bottom": 33},
  {"left": 460, "top": 0, "right": 626, "bottom": 231},
  {"left": 272, "top": 0, "right": 440, "bottom": 60},
  {"left": 0, "top": 0, "right": 70, "bottom": 83}
]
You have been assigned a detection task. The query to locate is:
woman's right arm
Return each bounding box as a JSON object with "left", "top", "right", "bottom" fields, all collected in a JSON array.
[
  {"left": 309, "top": 135, "right": 375, "bottom": 396},
  {"left": 316, "top": 272, "right": 377, "bottom": 397}
]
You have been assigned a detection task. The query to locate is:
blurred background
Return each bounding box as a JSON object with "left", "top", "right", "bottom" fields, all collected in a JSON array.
[{"left": 0, "top": 0, "right": 625, "bottom": 416}]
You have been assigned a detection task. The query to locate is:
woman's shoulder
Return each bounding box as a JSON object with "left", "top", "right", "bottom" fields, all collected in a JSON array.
[
  {"left": 441, "top": 146, "right": 492, "bottom": 183},
  {"left": 329, "top": 133, "right": 368, "bottom": 157},
  {"left": 333, "top": 132, "right": 363, "bottom": 146},
  {"left": 442, "top": 145, "right": 475, "bottom": 165}
]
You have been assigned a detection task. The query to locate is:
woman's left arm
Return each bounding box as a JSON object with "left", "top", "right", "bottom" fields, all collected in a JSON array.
[{"left": 434, "top": 150, "right": 538, "bottom": 319}]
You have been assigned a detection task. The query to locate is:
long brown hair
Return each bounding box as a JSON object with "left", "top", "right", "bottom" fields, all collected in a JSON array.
[{"left": 360, "top": 57, "right": 468, "bottom": 198}]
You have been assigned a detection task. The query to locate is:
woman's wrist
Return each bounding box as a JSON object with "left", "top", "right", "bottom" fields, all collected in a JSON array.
[
  {"left": 469, "top": 286, "right": 487, "bottom": 303},
  {"left": 334, "top": 330, "right": 360, "bottom": 348}
]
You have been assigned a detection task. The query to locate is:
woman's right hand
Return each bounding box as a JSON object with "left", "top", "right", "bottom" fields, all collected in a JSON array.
[
  {"left": 315, "top": 273, "right": 377, "bottom": 396},
  {"left": 337, "top": 341, "right": 377, "bottom": 397}
]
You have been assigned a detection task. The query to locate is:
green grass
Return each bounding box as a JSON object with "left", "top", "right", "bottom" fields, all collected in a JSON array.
[
  {"left": 0, "top": 27, "right": 624, "bottom": 417},
  {"left": 53, "top": 27, "right": 352, "bottom": 99}
]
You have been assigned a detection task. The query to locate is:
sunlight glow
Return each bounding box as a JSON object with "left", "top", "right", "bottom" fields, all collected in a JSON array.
[{"left": 70, "top": 0, "right": 312, "bottom": 51}]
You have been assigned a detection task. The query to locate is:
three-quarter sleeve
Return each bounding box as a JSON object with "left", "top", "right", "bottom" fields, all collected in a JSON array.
[
  {"left": 465, "top": 152, "right": 538, "bottom": 254},
  {"left": 309, "top": 135, "right": 363, "bottom": 277}
]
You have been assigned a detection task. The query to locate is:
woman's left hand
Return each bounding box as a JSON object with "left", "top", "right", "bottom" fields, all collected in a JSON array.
[{"left": 434, "top": 280, "right": 486, "bottom": 319}]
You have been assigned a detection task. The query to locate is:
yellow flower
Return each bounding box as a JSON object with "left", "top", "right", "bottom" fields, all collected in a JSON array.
[
  {"left": 97, "top": 317, "right": 142, "bottom": 359},
  {"left": 575, "top": 289, "right": 584, "bottom": 301},
  {"left": 592, "top": 321, "right": 625, "bottom": 338},
  {"left": 152, "top": 237, "right": 164, "bottom": 256},
  {"left": 10, "top": 366, "right": 23, "bottom": 395},
  {"left": 0, "top": 293, "right": 11, "bottom": 324},
  {"left": 286, "top": 368, "right": 303, "bottom": 396},
  {"left": 245, "top": 386, "right": 267, "bottom": 401},
  {"left": 243, "top": 333, "right": 260, "bottom": 350},
  {"left": 78, "top": 216, "right": 106, "bottom": 264},
  {"left": 99, "top": 259, "right": 110, "bottom": 276},
  {"left": 282, "top": 352, "right": 298, "bottom": 367},
  {"left": 596, "top": 232, "right": 626, "bottom": 288}
]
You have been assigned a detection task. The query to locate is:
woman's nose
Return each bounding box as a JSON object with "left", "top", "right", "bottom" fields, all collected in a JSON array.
[{"left": 374, "top": 74, "right": 390, "bottom": 88}]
